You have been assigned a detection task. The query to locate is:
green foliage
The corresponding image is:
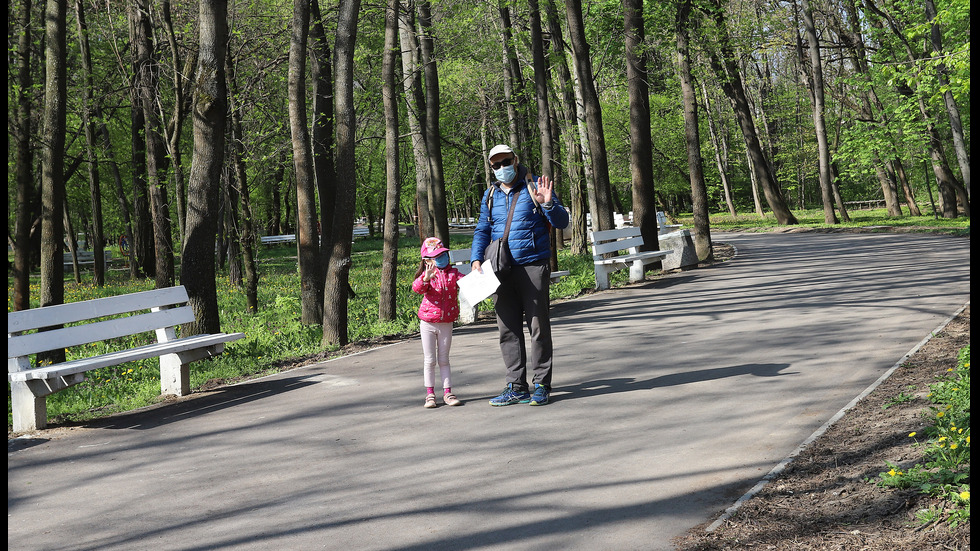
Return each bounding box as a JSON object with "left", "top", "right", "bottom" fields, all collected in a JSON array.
[{"left": 875, "top": 346, "right": 970, "bottom": 527}]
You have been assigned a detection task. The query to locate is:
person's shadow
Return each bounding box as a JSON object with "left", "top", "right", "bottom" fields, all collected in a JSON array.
[{"left": 553, "top": 363, "right": 795, "bottom": 402}]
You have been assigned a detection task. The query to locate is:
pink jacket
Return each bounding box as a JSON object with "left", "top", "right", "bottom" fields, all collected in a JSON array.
[{"left": 412, "top": 266, "right": 463, "bottom": 323}]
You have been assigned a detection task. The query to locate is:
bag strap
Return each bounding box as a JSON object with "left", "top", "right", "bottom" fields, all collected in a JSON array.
[{"left": 501, "top": 188, "right": 520, "bottom": 243}]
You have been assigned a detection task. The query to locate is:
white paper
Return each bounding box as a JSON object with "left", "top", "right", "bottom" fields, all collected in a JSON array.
[{"left": 457, "top": 263, "right": 500, "bottom": 306}]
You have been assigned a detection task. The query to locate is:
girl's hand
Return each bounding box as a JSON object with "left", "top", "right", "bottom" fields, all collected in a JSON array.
[
  {"left": 423, "top": 260, "right": 437, "bottom": 281},
  {"left": 534, "top": 176, "right": 554, "bottom": 204}
]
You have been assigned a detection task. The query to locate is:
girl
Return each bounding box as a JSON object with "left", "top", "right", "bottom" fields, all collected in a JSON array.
[{"left": 411, "top": 237, "right": 464, "bottom": 408}]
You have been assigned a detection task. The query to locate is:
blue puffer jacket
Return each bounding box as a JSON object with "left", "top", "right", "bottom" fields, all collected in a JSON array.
[{"left": 470, "top": 165, "right": 570, "bottom": 266}]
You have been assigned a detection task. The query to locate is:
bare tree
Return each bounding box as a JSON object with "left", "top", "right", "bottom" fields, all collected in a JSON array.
[{"left": 181, "top": 0, "right": 228, "bottom": 336}]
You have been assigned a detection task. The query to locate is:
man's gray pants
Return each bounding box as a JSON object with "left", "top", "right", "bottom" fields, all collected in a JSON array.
[{"left": 492, "top": 260, "right": 553, "bottom": 391}]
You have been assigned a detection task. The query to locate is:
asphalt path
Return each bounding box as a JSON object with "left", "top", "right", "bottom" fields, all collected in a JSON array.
[{"left": 7, "top": 231, "right": 971, "bottom": 551}]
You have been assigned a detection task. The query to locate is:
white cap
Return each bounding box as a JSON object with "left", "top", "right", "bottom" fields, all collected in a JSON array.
[{"left": 487, "top": 144, "right": 514, "bottom": 160}]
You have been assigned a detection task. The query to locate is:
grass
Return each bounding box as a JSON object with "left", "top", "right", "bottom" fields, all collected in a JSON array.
[
  {"left": 7, "top": 209, "right": 970, "bottom": 428},
  {"left": 876, "top": 346, "right": 971, "bottom": 528},
  {"left": 677, "top": 206, "right": 971, "bottom": 235}
]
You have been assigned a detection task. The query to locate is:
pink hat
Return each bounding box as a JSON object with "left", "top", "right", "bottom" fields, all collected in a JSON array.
[{"left": 420, "top": 237, "right": 449, "bottom": 258}]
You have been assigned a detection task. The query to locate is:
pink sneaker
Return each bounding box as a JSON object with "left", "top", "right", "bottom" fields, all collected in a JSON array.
[
  {"left": 443, "top": 393, "right": 461, "bottom": 406},
  {"left": 424, "top": 394, "right": 437, "bottom": 408}
]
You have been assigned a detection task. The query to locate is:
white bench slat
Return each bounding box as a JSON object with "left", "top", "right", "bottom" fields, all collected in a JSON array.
[
  {"left": 7, "top": 285, "right": 245, "bottom": 432},
  {"left": 8, "top": 333, "right": 245, "bottom": 382},
  {"left": 589, "top": 227, "right": 672, "bottom": 290},
  {"left": 8, "top": 286, "right": 190, "bottom": 333},
  {"left": 593, "top": 250, "right": 669, "bottom": 265},
  {"left": 8, "top": 306, "right": 197, "bottom": 359}
]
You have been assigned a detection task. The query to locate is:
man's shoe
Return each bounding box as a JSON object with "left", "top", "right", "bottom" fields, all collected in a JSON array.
[
  {"left": 529, "top": 384, "right": 550, "bottom": 406},
  {"left": 489, "top": 384, "right": 531, "bottom": 406}
]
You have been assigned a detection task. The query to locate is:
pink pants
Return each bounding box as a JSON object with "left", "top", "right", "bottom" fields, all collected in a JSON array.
[{"left": 420, "top": 320, "right": 453, "bottom": 389}]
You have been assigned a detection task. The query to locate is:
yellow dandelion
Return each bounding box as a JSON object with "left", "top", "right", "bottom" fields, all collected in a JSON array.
[
  {"left": 937, "top": 411, "right": 946, "bottom": 418},
  {"left": 939, "top": 436, "right": 948, "bottom": 442},
  {"left": 888, "top": 469, "right": 897, "bottom": 476},
  {"left": 950, "top": 443, "right": 959, "bottom": 450},
  {"left": 909, "top": 432, "right": 917, "bottom": 437},
  {"left": 960, "top": 491, "right": 970, "bottom": 501}
]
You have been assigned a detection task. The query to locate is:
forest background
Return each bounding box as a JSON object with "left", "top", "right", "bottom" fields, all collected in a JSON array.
[{"left": 7, "top": 0, "right": 970, "bottom": 351}]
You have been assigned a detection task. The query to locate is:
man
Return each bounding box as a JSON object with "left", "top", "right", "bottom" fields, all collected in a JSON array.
[{"left": 471, "top": 144, "right": 569, "bottom": 406}]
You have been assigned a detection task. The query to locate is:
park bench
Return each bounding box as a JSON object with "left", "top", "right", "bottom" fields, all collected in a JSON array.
[
  {"left": 657, "top": 211, "right": 683, "bottom": 235},
  {"left": 448, "top": 248, "right": 569, "bottom": 324},
  {"left": 352, "top": 227, "right": 370, "bottom": 238},
  {"left": 260, "top": 234, "right": 296, "bottom": 246},
  {"left": 589, "top": 227, "right": 673, "bottom": 291},
  {"left": 63, "top": 250, "right": 112, "bottom": 271},
  {"left": 7, "top": 285, "right": 245, "bottom": 433}
]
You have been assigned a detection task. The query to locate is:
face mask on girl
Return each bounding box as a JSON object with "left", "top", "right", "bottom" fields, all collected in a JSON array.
[
  {"left": 431, "top": 253, "right": 450, "bottom": 268},
  {"left": 493, "top": 164, "right": 516, "bottom": 184}
]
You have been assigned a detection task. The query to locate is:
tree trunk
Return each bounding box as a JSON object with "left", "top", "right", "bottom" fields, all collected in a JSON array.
[
  {"left": 799, "top": 0, "right": 837, "bottom": 224},
  {"left": 890, "top": 158, "right": 921, "bottom": 216},
  {"left": 129, "top": 4, "right": 154, "bottom": 279},
  {"left": 545, "top": 0, "right": 587, "bottom": 254},
  {"left": 181, "top": 0, "right": 228, "bottom": 336},
  {"left": 289, "top": 0, "right": 323, "bottom": 323},
  {"left": 379, "top": 0, "right": 401, "bottom": 321},
  {"left": 916, "top": 94, "right": 969, "bottom": 218},
  {"left": 417, "top": 0, "right": 450, "bottom": 245},
  {"left": 624, "top": 0, "right": 659, "bottom": 256},
  {"left": 676, "top": 0, "right": 712, "bottom": 261},
  {"left": 529, "top": 0, "right": 558, "bottom": 269},
  {"left": 398, "top": 4, "right": 433, "bottom": 239},
  {"left": 39, "top": 0, "right": 68, "bottom": 364},
  {"left": 704, "top": 2, "right": 797, "bottom": 225},
  {"left": 13, "top": 0, "right": 34, "bottom": 310},
  {"left": 134, "top": 0, "right": 175, "bottom": 289},
  {"left": 227, "top": 68, "right": 259, "bottom": 313},
  {"left": 322, "top": 0, "right": 361, "bottom": 347},
  {"left": 497, "top": 4, "right": 529, "bottom": 151},
  {"left": 566, "top": 0, "right": 615, "bottom": 231},
  {"left": 701, "top": 82, "right": 736, "bottom": 217},
  {"left": 161, "top": 0, "right": 193, "bottom": 244},
  {"left": 924, "top": 0, "right": 969, "bottom": 194},
  {"left": 75, "top": 0, "right": 106, "bottom": 286},
  {"left": 311, "top": 0, "right": 336, "bottom": 260}
]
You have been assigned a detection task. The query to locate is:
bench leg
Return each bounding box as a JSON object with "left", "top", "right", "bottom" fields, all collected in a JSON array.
[
  {"left": 457, "top": 295, "right": 478, "bottom": 325},
  {"left": 160, "top": 353, "right": 191, "bottom": 396},
  {"left": 10, "top": 381, "right": 46, "bottom": 433},
  {"left": 629, "top": 260, "right": 646, "bottom": 283},
  {"left": 594, "top": 265, "right": 612, "bottom": 291}
]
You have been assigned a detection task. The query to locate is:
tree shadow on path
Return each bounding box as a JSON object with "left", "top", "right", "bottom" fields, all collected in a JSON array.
[{"left": 553, "top": 362, "right": 796, "bottom": 403}]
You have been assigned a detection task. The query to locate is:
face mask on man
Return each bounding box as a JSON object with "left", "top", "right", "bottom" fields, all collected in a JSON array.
[{"left": 494, "top": 164, "right": 516, "bottom": 184}]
